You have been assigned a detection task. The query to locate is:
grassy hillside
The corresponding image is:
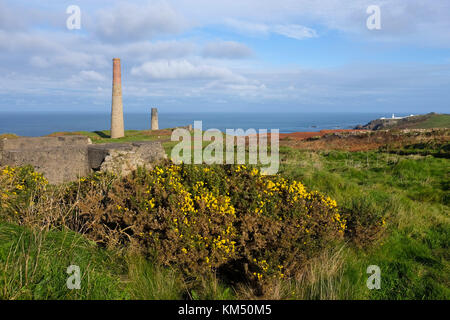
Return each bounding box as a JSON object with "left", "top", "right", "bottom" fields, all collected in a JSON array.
[
  {"left": 1, "top": 139, "right": 448, "bottom": 299},
  {"left": 408, "top": 113, "right": 450, "bottom": 129},
  {"left": 279, "top": 149, "right": 449, "bottom": 299},
  {"left": 358, "top": 113, "right": 450, "bottom": 130},
  {"left": 386, "top": 113, "right": 450, "bottom": 129}
]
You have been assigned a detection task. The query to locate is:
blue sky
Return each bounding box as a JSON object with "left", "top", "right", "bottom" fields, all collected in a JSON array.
[{"left": 0, "top": 0, "right": 449, "bottom": 113}]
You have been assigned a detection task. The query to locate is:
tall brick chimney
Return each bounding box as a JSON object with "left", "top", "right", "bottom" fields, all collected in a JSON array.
[
  {"left": 151, "top": 108, "right": 159, "bottom": 130},
  {"left": 111, "top": 58, "right": 124, "bottom": 139}
]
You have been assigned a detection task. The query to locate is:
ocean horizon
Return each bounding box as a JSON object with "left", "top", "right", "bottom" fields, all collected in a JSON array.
[{"left": 0, "top": 111, "right": 412, "bottom": 137}]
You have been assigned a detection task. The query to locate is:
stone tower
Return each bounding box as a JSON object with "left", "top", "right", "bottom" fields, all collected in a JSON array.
[
  {"left": 151, "top": 108, "right": 159, "bottom": 130},
  {"left": 111, "top": 58, "right": 124, "bottom": 139}
]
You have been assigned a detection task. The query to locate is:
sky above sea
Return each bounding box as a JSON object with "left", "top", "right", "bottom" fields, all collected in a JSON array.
[{"left": 0, "top": 1, "right": 449, "bottom": 114}]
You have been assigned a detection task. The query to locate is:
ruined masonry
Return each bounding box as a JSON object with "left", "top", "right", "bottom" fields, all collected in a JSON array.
[
  {"left": 0, "top": 58, "right": 167, "bottom": 184},
  {"left": 0, "top": 136, "right": 167, "bottom": 184}
]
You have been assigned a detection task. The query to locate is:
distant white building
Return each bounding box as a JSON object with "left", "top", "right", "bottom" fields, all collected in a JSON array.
[{"left": 380, "top": 114, "right": 414, "bottom": 120}]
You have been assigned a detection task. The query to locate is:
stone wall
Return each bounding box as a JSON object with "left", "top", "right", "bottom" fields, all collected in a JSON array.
[
  {"left": 0, "top": 136, "right": 167, "bottom": 184},
  {"left": 0, "top": 136, "right": 91, "bottom": 151},
  {"left": 0, "top": 136, "right": 92, "bottom": 184},
  {"left": 88, "top": 141, "right": 167, "bottom": 176}
]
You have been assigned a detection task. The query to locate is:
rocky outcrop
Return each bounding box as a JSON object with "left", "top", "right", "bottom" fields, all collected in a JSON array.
[
  {"left": 88, "top": 141, "right": 167, "bottom": 176},
  {"left": 355, "top": 113, "right": 443, "bottom": 131},
  {"left": 355, "top": 118, "right": 402, "bottom": 130},
  {"left": 0, "top": 136, "right": 167, "bottom": 184}
]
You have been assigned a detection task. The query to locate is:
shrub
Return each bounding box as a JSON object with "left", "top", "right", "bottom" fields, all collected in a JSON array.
[
  {"left": 0, "top": 166, "right": 48, "bottom": 221},
  {"left": 341, "top": 195, "right": 387, "bottom": 247},
  {"left": 64, "top": 162, "right": 345, "bottom": 293}
]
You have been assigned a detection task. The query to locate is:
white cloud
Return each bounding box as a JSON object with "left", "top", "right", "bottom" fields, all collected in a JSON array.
[
  {"left": 78, "top": 70, "right": 106, "bottom": 82},
  {"left": 176, "top": 0, "right": 450, "bottom": 47},
  {"left": 202, "top": 41, "right": 253, "bottom": 59},
  {"left": 95, "top": 1, "right": 187, "bottom": 42},
  {"left": 224, "top": 19, "right": 317, "bottom": 40},
  {"left": 29, "top": 56, "right": 50, "bottom": 68},
  {"left": 0, "top": 1, "right": 23, "bottom": 31},
  {"left": 0, "top": 30, "right": 59, "bottom": 52},
  {"left": 0, "top": 30, "right": 108, "bottom": 70},
  {"left": 131, "top": 59, "right": 246, "bottom": 82},
  {"left": 0, "top": 0, "right": 449, "bottom": 113},
  {"left": 120, "top": 40, "right": 196, "bottom": 61},
  {"left": 272, "top": 24, "right": 317, "bottom": 40}
]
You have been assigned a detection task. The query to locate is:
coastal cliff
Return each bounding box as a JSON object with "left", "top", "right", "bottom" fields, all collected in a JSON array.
[{"left": 355, "top": 112, "right": 450, "bottom": 130}]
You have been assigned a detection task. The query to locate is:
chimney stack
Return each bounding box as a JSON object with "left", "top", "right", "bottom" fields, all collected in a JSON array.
[
  {"left": 151, "top": 108, "right": 159, "bottom": 130},
  {"left": 111, "top": 58, "right": 124, "bottom": 138}
]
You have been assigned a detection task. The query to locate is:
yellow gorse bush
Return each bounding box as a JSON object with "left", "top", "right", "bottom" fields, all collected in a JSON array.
[
  {"left": 2, "top": 163, "right": 386, "bottom": 294},
  {"left": 68, "top": 162, "right": 345, "bottom": 286},
  {"left": 0, "top": 166, "right": 48, "bottom": 218}
]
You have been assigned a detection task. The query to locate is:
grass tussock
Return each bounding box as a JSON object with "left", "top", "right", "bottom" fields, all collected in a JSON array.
[{"left": 0, "top": 223, "right": 125, "bottom": 300}]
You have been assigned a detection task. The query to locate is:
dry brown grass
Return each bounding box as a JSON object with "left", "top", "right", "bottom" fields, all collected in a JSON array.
[
  {"left": 280, "top": 128, "right": 450, "bottom": 152},
  {"left": 235, "top": 244, "right": 348, "bottom": 300}
]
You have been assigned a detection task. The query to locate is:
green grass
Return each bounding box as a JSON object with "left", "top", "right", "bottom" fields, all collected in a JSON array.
[
  {"left": 0, "top": 223, "right": 126, "bottom": 299},
  {"left": 409, "top": 114, "right": 450, "bottom": 129},
  {"left": 48, "top": 130, "right": 168, "bottom": 144},
  {"left": 125, "top": 255, "right": 184, "bottom": 300},
  {"left": 1, "top": 139, "right": 449, "bottom": 299},
  {"left": 278, "top": 148, "right": 449, "bottom": 299},
  {"left": 0, "top": 223, "right": 196, "bottom": 300}
]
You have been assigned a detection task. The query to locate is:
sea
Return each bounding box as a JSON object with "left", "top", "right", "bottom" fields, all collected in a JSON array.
[{"left": 0, "top": 112, "right": 408, "bottom": 137}]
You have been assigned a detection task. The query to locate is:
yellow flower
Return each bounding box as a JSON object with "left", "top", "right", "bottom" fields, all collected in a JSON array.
[{"left": 266, "top": 180, "right": 276, "bottom": 190}]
